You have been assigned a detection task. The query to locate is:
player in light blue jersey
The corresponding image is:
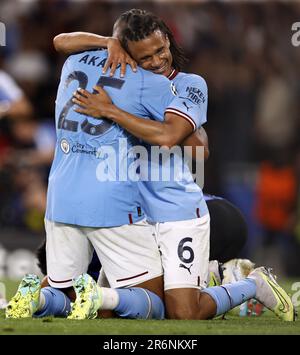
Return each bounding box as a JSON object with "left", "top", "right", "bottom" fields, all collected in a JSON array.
[
  {"left": 57, "top": 9, "right": 294, "bottom": 322},
  {"left": 71, "top": 24, "right": 211, "bottom": 320},
  {"left": 7, "top": 45, "right": 207, "bottom": 321},
  {"left": 47, "top": 50, "right": 148, "bottom": 228}
]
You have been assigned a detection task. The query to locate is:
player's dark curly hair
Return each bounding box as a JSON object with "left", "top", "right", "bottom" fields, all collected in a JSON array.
[{"left": 113, "top": 9, "right": 188, "bottom": 71}]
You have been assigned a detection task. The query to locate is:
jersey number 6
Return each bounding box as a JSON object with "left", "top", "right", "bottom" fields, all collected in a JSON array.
[{"left": 178, "top": 237, "right": 194, "bottom": 264}]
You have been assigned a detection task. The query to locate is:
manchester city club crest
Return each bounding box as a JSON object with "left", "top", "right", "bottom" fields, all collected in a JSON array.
[{"left": 60, "top": 138, "right": 70, "bottom": 154}]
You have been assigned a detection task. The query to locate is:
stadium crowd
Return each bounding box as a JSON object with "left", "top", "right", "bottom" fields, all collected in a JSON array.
[{"left": 0, "top": 0, "right": 299, "bottom": 276}]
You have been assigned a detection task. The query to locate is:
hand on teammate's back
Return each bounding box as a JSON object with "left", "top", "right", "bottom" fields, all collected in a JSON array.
[
  {"left": 72, "top": 86, "right": 112, "bottom": 118},
  {"left": 104, "top": 38, "right": 137, "bottom": 78}
]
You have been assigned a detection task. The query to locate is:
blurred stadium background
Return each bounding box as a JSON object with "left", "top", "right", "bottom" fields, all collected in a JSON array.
[{"left": 0, "top": 0, "right": 300, "bottom": 285}]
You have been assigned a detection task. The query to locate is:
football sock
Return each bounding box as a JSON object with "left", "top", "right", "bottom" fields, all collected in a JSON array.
[
  {"left": 102, "top": 287, "right": 165, "bottom": 319},
  {"left": 202, "top": 279, "right": 257, "bottom": 317},
  {"left": 34, "top": 287, "right": 71, "bottom": 318}
]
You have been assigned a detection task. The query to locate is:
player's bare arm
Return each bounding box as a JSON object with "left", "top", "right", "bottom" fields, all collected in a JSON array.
[
  {"left": 53, "top": 32, "right": 137, "bottom": 77},
  {"left": 73, "top": 86, "right": 193, "bottom": 147},
  {"left": 53, "top": 32, "right": 108, "bottom": 54},
  {"left": 182, "top": 127, "right": 209, "bottom": 161}
]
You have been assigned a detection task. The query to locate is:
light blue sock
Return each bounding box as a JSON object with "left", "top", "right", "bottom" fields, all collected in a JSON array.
[
  {"left": 115, "top": 288, "right": 165, "bottom": 319},
  {"left": 34, "top": 287, "right": 71, "bottom": 318},
  {"left": 202, "top": 279, "right": 257, "bottom": 317}
]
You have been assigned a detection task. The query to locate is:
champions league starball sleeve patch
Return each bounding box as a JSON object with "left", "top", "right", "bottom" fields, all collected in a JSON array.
[
  {"left": 170, "top": 82, "right": 178, "bottom": 96},
  {"left": 166, "top": 75, "right": 208, "bottom": 129}
]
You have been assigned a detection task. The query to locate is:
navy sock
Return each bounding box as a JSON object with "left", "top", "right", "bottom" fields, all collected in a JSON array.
[
  {"left": 115, "top": 288, "right": 165, "bottom": 319},
  {"left": 34, "top": 287, "right": 71, "bottom": 318}
]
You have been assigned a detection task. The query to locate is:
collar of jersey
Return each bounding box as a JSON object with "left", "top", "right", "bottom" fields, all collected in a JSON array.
[{"left": 167, "top": 68, "right": 179, "bottom": 80}]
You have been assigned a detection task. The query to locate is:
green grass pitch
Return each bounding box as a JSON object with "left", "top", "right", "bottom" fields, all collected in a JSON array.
[{"left": 1, "top": 278, "right": 299, "bottom": 335}]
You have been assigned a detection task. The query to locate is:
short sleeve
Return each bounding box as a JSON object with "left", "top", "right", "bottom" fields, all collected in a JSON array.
[
  {"left": 165, "top": 75, "right": 208, "bottom": 131},
  {"left": 140, "top": 70, "right": 176, "bottom": 121}
]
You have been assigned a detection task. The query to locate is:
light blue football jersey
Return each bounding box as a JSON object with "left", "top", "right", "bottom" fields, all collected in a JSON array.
[
  {"left": 138, "top": 70, "right": 209, "bottom": 223},
  {"left": 45, "top": 49, "right": 177, "bottom": 227},
  {"left": 167, "top": 71, "right": 208, "bottom": 130}
]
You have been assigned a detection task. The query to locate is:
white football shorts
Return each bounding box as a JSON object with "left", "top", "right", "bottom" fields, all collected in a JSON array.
[
  {"left": 153, "top": 213, "right": 210, "bottom": 290},
  {"left": 45, "top": 218, "right": 163, "bottom": 289}
]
